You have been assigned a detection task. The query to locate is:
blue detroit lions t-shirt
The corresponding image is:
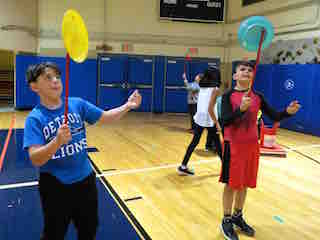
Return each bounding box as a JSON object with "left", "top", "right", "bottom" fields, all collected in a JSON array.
[{"left": 23, "top": 97, "right": 103, "bottom": 184}]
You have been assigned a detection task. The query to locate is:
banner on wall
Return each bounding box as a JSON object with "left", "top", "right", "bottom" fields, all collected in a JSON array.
[{"left": 261, "top": 37, "right": 320, "bottom": 64}]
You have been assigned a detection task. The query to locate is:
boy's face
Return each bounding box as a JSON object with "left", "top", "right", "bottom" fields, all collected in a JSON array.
[
  {"left": 234, "top": 64, "right": 253, "bottom": 83},
  {"left": 30, "top": 67, "right": 63, "bottom": 101}
]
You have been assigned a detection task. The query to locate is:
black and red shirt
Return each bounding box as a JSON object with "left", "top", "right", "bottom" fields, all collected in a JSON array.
[{"left": 221, "top": 89, "right": 290, "bottom": 143}]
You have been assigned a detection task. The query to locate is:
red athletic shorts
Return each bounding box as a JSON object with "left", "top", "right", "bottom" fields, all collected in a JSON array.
[{"left": 220, "top": 141, "right": 260, "bottom": 189}]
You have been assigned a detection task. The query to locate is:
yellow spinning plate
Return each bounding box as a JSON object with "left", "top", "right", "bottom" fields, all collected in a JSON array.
[{"left": 61, "top": 9, "right": 88, "bottom": 63}]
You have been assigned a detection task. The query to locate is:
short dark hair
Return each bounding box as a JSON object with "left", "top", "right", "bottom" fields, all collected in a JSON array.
[
  {"left": 199, "top": 66, "right": 221, "bottom": 88},
  {"left": 26, "top": 62, "right": 61, "bottom": 85},
  {"left": 235, "top": 61, "right": 255, "bottom": 70}
]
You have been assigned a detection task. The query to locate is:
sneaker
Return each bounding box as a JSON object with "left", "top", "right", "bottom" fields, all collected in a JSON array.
[
  {"left": 232, "top": 214, "right": 255, "bottom": 237},
  {"left": 220, "top": 217, "right": 239, "bottom": 240},
  {"left": 177, "top": 166, "right": 194, "bottom": 176}
]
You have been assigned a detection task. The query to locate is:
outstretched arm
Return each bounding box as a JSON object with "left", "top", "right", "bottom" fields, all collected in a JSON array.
[
  {"left": 259, "top": 93, "right": 300, "bottom": 121},
  {"left": 98, "top": 90, "right": 142, "bottom": 124}
]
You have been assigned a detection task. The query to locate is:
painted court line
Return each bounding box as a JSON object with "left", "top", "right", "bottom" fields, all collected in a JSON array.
[
  {"left": 0, "top": 114, "right": 16, "bottom": 171},
  {"left": 96, "top": 159, "right": 217, "bottom": 178},
  {"left": 279, "top": 143, "right": 320, "bottom": 165},
  {"left": 285, "top": 144, "right": 320, "bottom": 151},
  {"left": 0, "top": 181, "right": 38, "bottom": 190},
  {"left": 279, "top": 143, "right": 320, "bottom": 153},
  {"left": 1, "top": 143, "right": 319, "bottom": 190},
  {"left": 0, "top": 159, "right": 217, "bottom": 190}
]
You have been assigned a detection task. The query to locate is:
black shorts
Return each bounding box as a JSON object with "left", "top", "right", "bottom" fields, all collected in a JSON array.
[{"left": 39, "top": 172, "right": 98, "bottom": 240}]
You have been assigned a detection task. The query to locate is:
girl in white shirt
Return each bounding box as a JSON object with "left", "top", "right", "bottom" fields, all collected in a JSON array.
[{"left": 178, "top": 67, "right": 222, "bottom": 176}]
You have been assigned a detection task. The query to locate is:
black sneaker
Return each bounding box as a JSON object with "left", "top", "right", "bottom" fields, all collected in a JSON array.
[
  {"left": 220, "top": 217, "right": 239, "bottom": 240},
  {"left": 232, "top": 214, "right": 255, "bottom": 237},
  {"left": 177, "top": 166, "right": 194, "bottom": 176}
]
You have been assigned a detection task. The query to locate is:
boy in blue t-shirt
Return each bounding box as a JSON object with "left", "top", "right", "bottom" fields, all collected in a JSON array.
[{"left": 23, "top": 62, "right": 141, "bottom": 240}]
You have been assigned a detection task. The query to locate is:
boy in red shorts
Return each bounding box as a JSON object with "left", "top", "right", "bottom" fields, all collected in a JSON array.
[{"left": 219, "top": 61, "right": 300, "bottom": 240}]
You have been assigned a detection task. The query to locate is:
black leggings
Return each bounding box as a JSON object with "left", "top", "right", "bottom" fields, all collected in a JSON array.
[
  {"left": 39, "top": 172, "right": 98, "bottom": 240},
  {"left": 188, "top": 103, "right": 197, "bottom": 130},
  {"left": 182, "top": 123, "right": 222, "bottom": 166}
]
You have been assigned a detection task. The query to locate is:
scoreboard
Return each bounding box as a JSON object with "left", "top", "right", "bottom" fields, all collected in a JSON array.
[{"left": 160, "top": 0, "right": 225, "bottom": 23}]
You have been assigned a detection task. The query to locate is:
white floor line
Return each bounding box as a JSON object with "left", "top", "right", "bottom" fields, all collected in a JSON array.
[
  {"left": 0, "top": 159, "right": 217, "bottom": 190},
  {"left": 0, "top": 181, "right": 38, "bottom": 190},
  {"left": 96, "top": 159, "right": 217, "bottom": 178},
  {"left": 286, "top": 144, "right": 320, "bottom": 151},
  {"left": 278, "top": 144, "right": 320, "bottom": 153},
  {"left": 1, "top": 143, "right": 319, "bottom": 191}
]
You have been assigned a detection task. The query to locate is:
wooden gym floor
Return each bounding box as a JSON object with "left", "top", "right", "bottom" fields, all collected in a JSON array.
[{"left": 0, "top": 111, "right": 319, "bottom": 240}]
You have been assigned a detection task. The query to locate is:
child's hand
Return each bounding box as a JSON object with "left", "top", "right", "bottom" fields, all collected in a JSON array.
[
  {"left": 182, "top": 73, "right": 187, "bottom": 80},
  {"left": 216, "top": 122, "right": 222, "bottom": 133},
  {"left": 56, "top": 124, "right": 71, "bottom": 146},
  {"left": 286, "top": 100, "right": 301, "bottom": 115},
  {"left": 127, "top": 90, "right": 142, "bottom": 109},
  {"left": 240, "top": 96, "right": 251, "bottom": 112}
]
